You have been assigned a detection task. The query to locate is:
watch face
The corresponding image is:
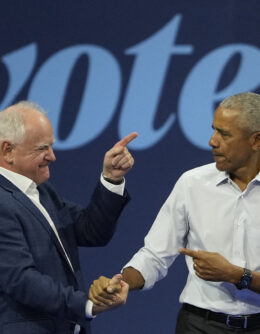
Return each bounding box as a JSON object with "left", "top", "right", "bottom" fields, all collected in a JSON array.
[{"left": 241, "top": 276, "right": 251, "bottom": 288}]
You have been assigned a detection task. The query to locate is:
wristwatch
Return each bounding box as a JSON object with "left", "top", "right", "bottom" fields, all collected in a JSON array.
[{"left": 236, "top": 268, "right": 252, "bottom": 290}]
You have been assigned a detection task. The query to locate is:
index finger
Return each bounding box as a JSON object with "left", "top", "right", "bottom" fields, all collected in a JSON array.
[
  {"left": 179, "top": 248, "right": 198, "bottom": 258},
  {"left": 114, "top": 132, "right": 138, "bottom": 148}
]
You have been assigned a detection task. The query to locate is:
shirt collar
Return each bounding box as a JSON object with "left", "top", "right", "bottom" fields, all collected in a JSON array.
[
  {"left": 215, "top": 167, "right": 260, "bottom": 186},
  {"left": 0, "top": 167, "right": 37, "bottom": 195},
  {"left": 253, "top": 171, "right": 260, "bottom": 184},
  {"left": 215, "top": 169, "right": 229, "bottom": 186}
]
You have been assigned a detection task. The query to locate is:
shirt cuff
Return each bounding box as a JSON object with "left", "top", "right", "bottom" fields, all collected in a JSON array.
[
  {"left": 85, "top": 299, "right": 96, "bottom": 319},
  {"left": 100, "top": 174, "right": 125, "bottom": 196}
]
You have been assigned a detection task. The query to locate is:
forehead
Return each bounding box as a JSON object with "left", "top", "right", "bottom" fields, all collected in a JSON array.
[
  {"left": 23, "top": 112, "right": 54, "bottom": 144},
  {"left": 213, "top": 107, "right": 243, "bottom": 128}
]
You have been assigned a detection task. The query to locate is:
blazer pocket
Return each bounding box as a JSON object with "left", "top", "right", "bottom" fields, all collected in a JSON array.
[{"left": 3, "top": 319, "right": 55, "bottom": 334}]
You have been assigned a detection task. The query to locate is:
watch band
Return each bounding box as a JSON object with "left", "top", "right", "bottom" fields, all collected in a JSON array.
[{"left": 236, "top": 268, "right": 252, "bottom": 290}]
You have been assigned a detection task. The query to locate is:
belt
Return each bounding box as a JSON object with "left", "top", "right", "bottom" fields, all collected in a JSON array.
[{"left": 183, "top": 303, "right": 260, "bottom": 330}]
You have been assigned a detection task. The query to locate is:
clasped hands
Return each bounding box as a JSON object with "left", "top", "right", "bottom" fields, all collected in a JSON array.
[
  {"left": 88, "top": 249, "right": 240, "bottom": 315},
  {"left": 89, "top": 274, "right": 129, "bottom": 315}
]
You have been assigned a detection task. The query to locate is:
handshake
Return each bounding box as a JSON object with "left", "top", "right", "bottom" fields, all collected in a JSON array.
[{"left": 89, "top": 274, "right": 129, "bottom": 315}]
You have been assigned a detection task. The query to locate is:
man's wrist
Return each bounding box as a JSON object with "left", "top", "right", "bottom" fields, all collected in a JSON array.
[
  {"left": 226, "top": 265, "right": 243, "bottom": 285},
  {"left": 86, "top": 299, "right": 96, "bottom": 319},
  {"left": 102, "top": 174, "right": 124, "bottom": 185}
]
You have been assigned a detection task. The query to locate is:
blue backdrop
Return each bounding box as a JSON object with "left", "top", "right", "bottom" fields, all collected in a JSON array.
[{"left": 1, "top": 1, "right": 260, "bottom": 332}]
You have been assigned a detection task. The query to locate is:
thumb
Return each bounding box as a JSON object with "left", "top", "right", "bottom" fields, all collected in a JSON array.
[{"left": 107, "top": 274, "right": 122, "bottom": 293}]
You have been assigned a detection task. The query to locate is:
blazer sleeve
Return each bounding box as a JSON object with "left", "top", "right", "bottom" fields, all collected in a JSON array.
[
  {"left": 42, "top": 181, "right": 131, "bottom": 247},
  {"left": 73, "top": 182, "right": 130, "bottom": 246}
]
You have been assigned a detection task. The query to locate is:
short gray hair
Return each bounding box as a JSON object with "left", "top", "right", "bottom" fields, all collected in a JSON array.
[
  {"left": 220, "top": 92, "right": 260, "bottom": 133},
  {"left": 0, "top": 101, "right": 46, "bottom": 144}
]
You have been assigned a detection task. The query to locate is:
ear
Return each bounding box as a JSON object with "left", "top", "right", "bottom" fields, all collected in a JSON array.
[
  {"left": 1, "top": 141, "right": 15, "bottom": 164},
  {"left": 250, "top": 131, "right": 260, "bottom": 151}
]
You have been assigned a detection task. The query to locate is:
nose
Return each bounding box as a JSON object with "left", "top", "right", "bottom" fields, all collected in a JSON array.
[
  {"left": 47, "top": 146, "right": 56, "bottom": 162},
  {"left": 209, "top": 131, "right": 218, "bottom": 148}
]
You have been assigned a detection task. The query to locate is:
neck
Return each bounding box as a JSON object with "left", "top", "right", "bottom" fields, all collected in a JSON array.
[{"left": 230, "top": 165, "right": 260, "bottom": 191}]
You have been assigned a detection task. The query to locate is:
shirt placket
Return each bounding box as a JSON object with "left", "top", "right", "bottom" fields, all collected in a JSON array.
[{"left": 232, "top": 192, "right": 246, "bottom": 268}]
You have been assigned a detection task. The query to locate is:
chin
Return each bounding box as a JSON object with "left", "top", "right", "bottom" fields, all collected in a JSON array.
[
  {"left": 36, "top": 176, "right": 50, "bottom": 186},
  {"left": 215, "top": 163, "right": 227, "bottom": 172}
]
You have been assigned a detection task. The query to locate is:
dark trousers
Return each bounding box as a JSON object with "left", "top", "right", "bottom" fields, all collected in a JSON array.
[{"left": 175, "top": 305, "right": 260, "bottom": 334}]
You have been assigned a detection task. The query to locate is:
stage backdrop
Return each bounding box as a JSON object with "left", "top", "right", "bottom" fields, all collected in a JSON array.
[{"left": 1, "top": 1, "right": 260, "bottom": 332}]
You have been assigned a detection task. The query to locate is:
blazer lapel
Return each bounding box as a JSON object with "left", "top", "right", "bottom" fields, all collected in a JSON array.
[
  {"left": 38, "top": 190, "right": 77, "bottom": 273},
  {"left": 0, "top": 175, "right": 75, "bottom": 275}
]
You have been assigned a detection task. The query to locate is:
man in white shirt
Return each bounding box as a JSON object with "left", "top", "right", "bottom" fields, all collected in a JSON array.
[
  {"left": 89, "top": 92, "right": 260, "bottom": 333},
  {"left": 0, "top": 101, "right": 137, "bottom": 334}
]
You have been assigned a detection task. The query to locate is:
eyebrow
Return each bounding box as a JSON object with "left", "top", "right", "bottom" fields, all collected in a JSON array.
[
  {"left": 212, "top": 125, "right": 230, "bottom": 134},
  {"left": 35, "top": 141, "right": 55, "bottom": 149}
]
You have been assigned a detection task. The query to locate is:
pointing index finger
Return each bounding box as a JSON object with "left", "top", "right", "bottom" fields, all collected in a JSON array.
[
  {"left": 114, "top": 132, "right": 138, "bottom": 148},
  {"left": 179, "top": 248, "right": 198, "bottom": 258}
]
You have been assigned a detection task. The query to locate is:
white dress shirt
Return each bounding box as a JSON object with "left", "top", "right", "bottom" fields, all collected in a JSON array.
[
  {"left": 124, "top": 162, "right": 260, "bottom": 315},
  {"left": 0, "top": 167, "right": 125, "bottom": 331}
]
